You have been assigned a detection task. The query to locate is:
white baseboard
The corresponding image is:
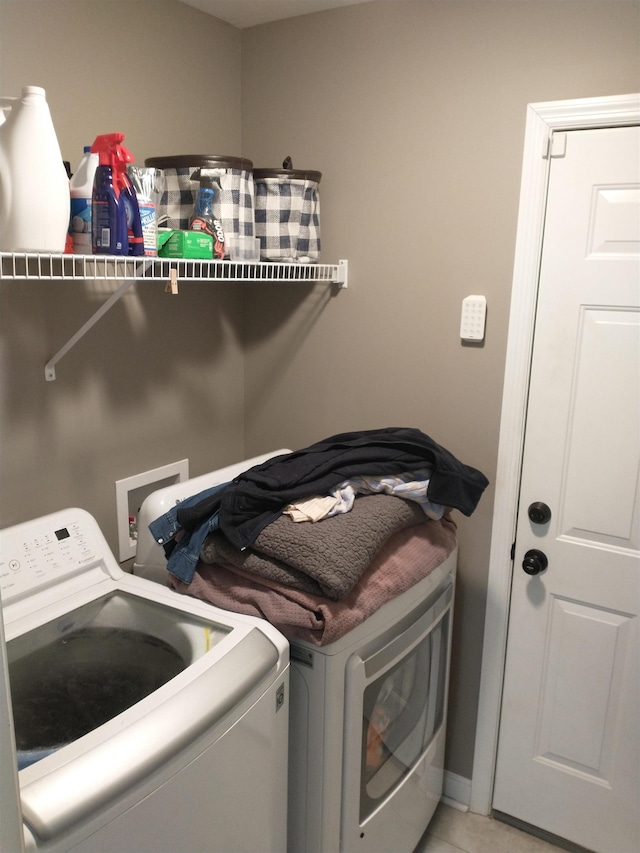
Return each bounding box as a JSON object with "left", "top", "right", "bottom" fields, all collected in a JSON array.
[{"left": 442, "top": 771, "right": 471, "bottom": 812}]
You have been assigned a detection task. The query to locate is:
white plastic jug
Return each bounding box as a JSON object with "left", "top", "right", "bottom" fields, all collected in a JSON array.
[{"left": 0, "top": 86, "right": 70, "bottom": 252}]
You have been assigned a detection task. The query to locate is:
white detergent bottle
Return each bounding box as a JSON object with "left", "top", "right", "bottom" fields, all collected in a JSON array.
[
  {"left": 0, "top": 86, "right": 70, "bottom": 252},
  {"left": 69, "top": 146, "right": 99, "bottom": 254}
]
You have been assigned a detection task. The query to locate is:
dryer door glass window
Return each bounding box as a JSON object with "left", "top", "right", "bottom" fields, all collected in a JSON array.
[{"left": 360, "top": 608, "right": 450, "bottom": 820}]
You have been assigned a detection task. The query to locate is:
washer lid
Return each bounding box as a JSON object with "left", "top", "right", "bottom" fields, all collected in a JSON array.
[
  {"left": 17, "top": 626, "right": 279, "bottom": 842},
  {"left": 9, "top": 589, "right": 227, "bottom": 763}
]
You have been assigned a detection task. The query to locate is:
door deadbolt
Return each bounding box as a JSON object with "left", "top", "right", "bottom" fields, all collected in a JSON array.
[
  {"left": 522, "top": 549, "right": 548, "bottom": 575},
  {"left": 528, "top": 502, "right": 552, "bottom": 525}
]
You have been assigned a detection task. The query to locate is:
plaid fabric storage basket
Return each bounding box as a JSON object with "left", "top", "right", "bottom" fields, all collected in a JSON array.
[
  {"left": 253, "top": 167, "right": 321, "bottom": 262},
  {"left": 144, "top": 156, "right": 254, "bottom": 257}
]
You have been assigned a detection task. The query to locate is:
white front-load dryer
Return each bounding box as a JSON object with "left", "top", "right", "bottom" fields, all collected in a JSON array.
[{"left": 0, "top": 507, "right": 289, "bottom": 853}]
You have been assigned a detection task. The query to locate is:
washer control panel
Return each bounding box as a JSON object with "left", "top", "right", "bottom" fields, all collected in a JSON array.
[{"left": 0, "top": 508, "right": 105, "bottom": 604}]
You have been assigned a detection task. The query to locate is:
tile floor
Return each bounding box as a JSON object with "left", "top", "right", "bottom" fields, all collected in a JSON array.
[{"left": 415, "top": 803, "right": 570, "bottom": 853}]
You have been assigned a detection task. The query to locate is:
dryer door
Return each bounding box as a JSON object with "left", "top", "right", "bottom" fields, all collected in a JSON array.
[{"left": 341, "top": 577, "right": 453, "bottom": 853}]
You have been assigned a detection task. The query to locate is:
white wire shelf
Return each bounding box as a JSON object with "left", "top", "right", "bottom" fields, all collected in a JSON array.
[
  {"left": 0, "top": 253, "right": 348, "bottom": 381},
  {"left": 0, "top": 253, "right": 348, "bottom": 286}
]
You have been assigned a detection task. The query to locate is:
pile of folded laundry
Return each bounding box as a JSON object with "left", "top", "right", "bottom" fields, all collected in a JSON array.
[{"left": 151, "top": 427, "right": 489, "bottom": 644}]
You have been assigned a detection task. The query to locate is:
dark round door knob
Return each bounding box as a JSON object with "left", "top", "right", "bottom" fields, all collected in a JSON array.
[
  {"left": 528, "top": 502, "right": 552, "bottom": 524},
  {"left": 522, "top": 549, "right": 548, "bottom": 575}
]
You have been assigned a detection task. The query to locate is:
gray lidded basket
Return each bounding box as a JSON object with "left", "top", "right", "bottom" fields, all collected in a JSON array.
[
  {"left": 144, "top": 155, "right": 255, "bottom": 256},
  {"left": 253, "top": 159, "right": 321, "bottom": 262}
]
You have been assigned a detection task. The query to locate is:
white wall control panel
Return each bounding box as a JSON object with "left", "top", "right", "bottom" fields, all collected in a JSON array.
[{"left": 460, "top": 295, "right": 487, "bottom": 341}]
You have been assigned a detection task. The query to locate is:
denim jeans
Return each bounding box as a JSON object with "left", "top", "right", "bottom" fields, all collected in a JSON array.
[{"left": 148, "top": 481, "right": 229, "bottom": 584}]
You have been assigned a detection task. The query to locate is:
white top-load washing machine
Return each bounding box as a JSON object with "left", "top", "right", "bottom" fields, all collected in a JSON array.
[{"left": 0, "top": 506, "right": 289, "bottom": 853}]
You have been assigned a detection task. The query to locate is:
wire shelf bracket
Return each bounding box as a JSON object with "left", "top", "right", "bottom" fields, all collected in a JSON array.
[
  {"left": 0, "top": 253, "right": 348, "bottom": 380},
  {"left": 44, "top": 278, "right": 136, "bottom": 381}
]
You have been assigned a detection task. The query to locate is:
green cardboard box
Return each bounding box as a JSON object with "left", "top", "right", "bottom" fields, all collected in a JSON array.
[{"left": 158, "top": 230, "right": 213, "bottom": 259}]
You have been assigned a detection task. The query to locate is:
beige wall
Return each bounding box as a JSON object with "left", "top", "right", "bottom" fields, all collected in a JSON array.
[
  {"left": 240, "top": 1, "right": 640, "bottom": 778},
  {"left": 1, "top": 0, "right": 639, "bottom": 785},
  {"left": 0, "top": 1, "right": 246, "bottom": 550}
]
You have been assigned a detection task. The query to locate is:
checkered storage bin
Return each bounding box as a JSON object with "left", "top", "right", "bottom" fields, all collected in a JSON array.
[
  {"left": 144, "top": 156, "right": 254, "bottom": 257},
  {"left": 253, "top": 166, "right": 321, "bottom": 262}
]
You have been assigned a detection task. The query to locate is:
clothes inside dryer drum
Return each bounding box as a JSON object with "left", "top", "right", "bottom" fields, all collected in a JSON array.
[{"left": 9, "top": 627, "right": 186, "bottom": 768}]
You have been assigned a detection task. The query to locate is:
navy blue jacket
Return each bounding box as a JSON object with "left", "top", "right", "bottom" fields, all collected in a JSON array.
[{"left": 178, "top": 427, "right": 489, "bottom": 551}]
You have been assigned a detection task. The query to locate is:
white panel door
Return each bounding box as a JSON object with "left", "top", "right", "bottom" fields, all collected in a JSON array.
[{"left": 493, "top": 126, "right": 639, "bottom": 853}]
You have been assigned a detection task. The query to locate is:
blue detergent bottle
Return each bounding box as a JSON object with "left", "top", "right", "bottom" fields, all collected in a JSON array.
[{"left": 69, "top": 146, "right": 99, "bottom": 254}]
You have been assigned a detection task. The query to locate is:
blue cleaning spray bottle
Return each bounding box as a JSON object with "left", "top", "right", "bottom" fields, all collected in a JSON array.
[
  {"left": 116, "top": 141, "right": 144, "bottom": 256},
  {"left": 189, "top": 170, "right": 225, "bottom": 259},
  {"left": 91, "top": 133, "right": 143, "bottom": 255}
]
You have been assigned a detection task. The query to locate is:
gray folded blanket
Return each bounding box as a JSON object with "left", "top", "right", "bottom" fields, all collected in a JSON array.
[{"left": 200, "top": 494, "right": 426, "bottom": 600}]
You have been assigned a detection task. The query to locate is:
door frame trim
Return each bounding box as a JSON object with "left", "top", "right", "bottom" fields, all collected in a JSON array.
[{"left": 470, "top": 93, "right": 640, "bottom": 815}]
